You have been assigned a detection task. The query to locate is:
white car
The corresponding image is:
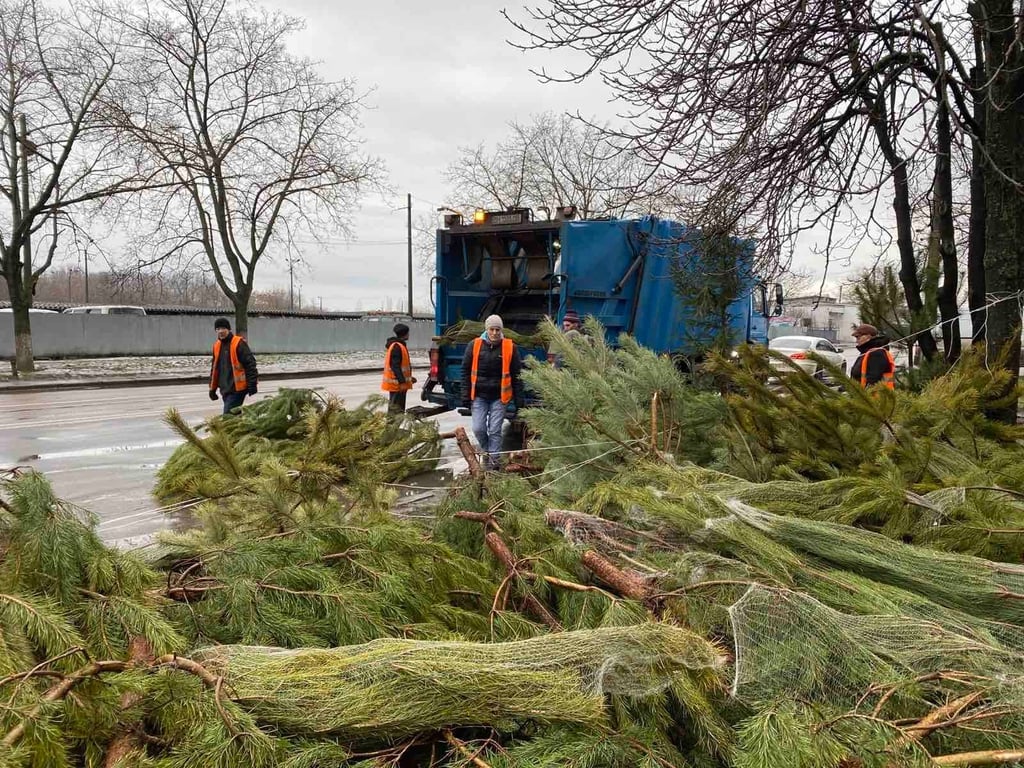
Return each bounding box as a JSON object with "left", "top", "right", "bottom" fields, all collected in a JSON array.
[{"left": 769, "top": 335, "right": 847, "bottom": 378}]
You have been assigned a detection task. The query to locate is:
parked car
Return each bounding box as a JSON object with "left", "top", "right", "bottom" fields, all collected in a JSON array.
[
  {"left": 769, "top": 335, "right": 846, "bottom": 378},
  {"left": 63, "top": 305, "right": 146, "bottom": 315},
  {"left": 0, "top": 307, "right": 58, "bottom": 313}
]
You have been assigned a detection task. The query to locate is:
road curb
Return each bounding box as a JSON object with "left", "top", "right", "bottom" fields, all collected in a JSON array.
[{"left": 0, "top": 366, "right": 423, "bottom": 394}]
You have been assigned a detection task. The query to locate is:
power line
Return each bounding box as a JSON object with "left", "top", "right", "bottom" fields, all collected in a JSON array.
[{"left": 291, "top": 239, "right": 407, "bottom": 246}]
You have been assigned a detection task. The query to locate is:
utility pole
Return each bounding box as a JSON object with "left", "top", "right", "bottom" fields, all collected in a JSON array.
[
  {"left": 407, "top": 192, "right": 413, "bottom": 318},
  {"left": 288, "top": 258, "right": 294, "bottom": 311},
  {"left": 83, "top": 248, "right": 90, "bottom": 303}
]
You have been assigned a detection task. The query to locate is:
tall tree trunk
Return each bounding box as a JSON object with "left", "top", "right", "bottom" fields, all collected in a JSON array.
[
  {"left": 232, "top": 289, "right": 251, "bottom": 339},
  {"left": 10, "top": 287, "right": 34, "bottom": 374},
  {"left": 967, "top": 7, "right": 987, "bottom": 348},
  {"left": 978, "top": 0, "right": 1024, "bottom": 422},
  {"left": 931, "top": 23, "right": 961, "bottom": 364},
  {"left": 865, "top": 88, "right": 940, "bottom": 361},
  {"left": 7, "top": 114, "right": 35, "bottom": 373},
  {"left": 892, "top": 160, "right": 941, "bottom": 361}
]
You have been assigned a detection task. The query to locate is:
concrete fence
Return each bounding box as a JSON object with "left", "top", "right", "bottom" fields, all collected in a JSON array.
[{"left": 0, "top": 315, "right": 435, "bottom": 358}]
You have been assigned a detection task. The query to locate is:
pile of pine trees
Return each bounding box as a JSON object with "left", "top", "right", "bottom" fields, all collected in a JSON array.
[{"left": 2, "top": 325, "right": 1024, "bottom": 767}]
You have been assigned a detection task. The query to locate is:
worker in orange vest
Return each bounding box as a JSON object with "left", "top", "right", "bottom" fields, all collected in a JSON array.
[
  {"left": 849, "top": 323, "right": 895, "bottom": 389},
  {"left": 460, "top": 314, "right": 525, "bottom": 470},
  {"left": 382, "top": 323, "right": 415, "bottom": 414},
  {"left": 209, "top": 317, "right": 259, "bottom": 414}
]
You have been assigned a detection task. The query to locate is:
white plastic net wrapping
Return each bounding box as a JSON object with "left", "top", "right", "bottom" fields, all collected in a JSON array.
[{"left": 194, "top": 624, "right": 727, "bottom": 738}]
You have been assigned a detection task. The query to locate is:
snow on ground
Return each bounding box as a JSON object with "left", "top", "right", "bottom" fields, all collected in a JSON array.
[{"left": 0, "top": 351, "right": 429, "bottom": 384}]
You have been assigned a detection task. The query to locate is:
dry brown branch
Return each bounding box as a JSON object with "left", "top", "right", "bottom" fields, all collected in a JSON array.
[
  {"left": 483, "top": 531, "right": 562, "bottom": 630},
  {"left": 443, "top": 729, "right": 494, "bottom": 768},
  {"left": 861, "top": 671, "right": 976, "bottom": 716},
  {"left": 900, "top": 691, "right": 984, "bottom": 744},
  {"left": 0, "top": 647, "right": 86, "bottom": 690},
  {"left": 931, "top": 747, "right": 1024, "bottom": 765},
  {"left": 454, "top": 509, "right": 503, "bottom": 532},
  {"left": 152, "top": 654, "right": 220, "bottom": 689},
  {"left": 650, "top": 391, "right": 660, "bottom": 451},
  {"left": 539, "top": 575, "right": 616, "bottom": 600}
]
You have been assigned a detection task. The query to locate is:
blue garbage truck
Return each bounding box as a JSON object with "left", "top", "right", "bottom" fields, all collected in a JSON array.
[{"left": 421, "top": 208, "right": 781, "bottom": 410}]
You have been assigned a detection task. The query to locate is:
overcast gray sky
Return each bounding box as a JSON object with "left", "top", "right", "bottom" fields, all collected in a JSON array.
[
  {"left": 72, "top": 0, "right": 867, "bottom": 311},
  {"left": 250, "top": 0, "right": 614, "bottom": 312}
]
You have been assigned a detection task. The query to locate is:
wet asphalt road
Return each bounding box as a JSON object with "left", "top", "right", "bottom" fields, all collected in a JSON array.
[{"left": 0, "top": 373, "right": 468, "bottom": 547}]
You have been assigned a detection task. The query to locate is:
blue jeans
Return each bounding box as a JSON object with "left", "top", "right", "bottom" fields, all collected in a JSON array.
[
  {"left": 222, "top": 391, "right": 246, "bottom": 414},
  {"left": 471, "top": 397, "right": 506, "bottom": 469}
]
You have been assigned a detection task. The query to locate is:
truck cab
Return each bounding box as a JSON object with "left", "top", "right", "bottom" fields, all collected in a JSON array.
[{"left": 422, "top": 209, "right": 778, "bottom": 410}]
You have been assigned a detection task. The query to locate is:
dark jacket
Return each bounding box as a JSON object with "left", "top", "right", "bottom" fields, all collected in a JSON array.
[
  {"left": 213, "top": 332, "right": 258, "bottom": 395},
  {"left": 460, "top": 336, "right": 525, "bottom": 407},
  {"left": 850, "top": 335, "right": 894, "bottom": 386},
  {"left": 385, "top": 336, "right": 409, "bottom": 385}
]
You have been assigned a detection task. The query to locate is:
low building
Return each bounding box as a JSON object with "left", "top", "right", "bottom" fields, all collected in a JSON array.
[{"left": 769, "top": 295, "right": 861, "bottom": 345}]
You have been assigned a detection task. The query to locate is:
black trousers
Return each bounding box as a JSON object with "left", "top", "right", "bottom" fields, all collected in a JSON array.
[{"left": 388, "top": 390, "right": 407, "bottom": 414}]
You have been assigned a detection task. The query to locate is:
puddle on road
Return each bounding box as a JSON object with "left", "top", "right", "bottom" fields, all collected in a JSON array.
[
  {"left": 30, "top": 439, "right": 184, "bottom": 462},
  {"left": 107, "top": 509, "right": 200, "bottom": 551},
  {"left": 391, "top": 467, "right": 456, "bottom": 521}
]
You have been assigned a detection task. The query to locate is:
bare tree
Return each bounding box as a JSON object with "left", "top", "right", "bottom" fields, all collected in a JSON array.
[
  {"left": 0, "top": 0, "right": 157, "bottom": 372},
  {"left": 111, "top": 0, "right": 383, "bottom": 337},
  {"left": 507, "top": 0, "right": 1024, "bottom": 385},
  {"left": 443, "top": 112, "right": 657, "bottom": 219}
]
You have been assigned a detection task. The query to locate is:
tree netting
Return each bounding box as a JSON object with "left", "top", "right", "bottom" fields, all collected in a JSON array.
[
  {"left": 728, "top": 584, "right": 1024, "bottom": 705},
  {"left": 717, "top": 501, "right": 1024, "bottom": 625},
  {"left": 194, "top": 624, "right": 727, "bottom": 739}
]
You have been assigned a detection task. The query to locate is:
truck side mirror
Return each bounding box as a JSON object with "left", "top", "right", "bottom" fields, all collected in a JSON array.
[{"left": 773, "top": 283, "right": 784, "bottom": 316}]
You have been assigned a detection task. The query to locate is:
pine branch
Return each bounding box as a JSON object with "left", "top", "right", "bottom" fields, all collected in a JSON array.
[{"left": 2, "top": 660, "right": 128, "bottom": 748}]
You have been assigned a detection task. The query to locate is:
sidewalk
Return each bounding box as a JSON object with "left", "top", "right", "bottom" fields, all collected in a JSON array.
[{"left": 0, "top": 351, "right": 429, "bottom": 392}]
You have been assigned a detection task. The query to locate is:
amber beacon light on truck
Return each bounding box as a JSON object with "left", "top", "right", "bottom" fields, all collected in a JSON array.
[
  {"left": 440, "top": 206, "right": 578, "bottom": 229},
  {"left": 472, "top": 208, "right": 529, "bottom": 226}
]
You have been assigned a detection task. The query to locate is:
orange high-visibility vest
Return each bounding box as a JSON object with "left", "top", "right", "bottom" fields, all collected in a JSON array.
[
  {"left": 382, "top": 342, "right": 413, "bottom": 392},
  {"left": 210, "top": 335, "right": 247, "bottom": 393},
  {"left": 859, "top": 347, "right": 895, "bottom": 390},
  {"left": 470, "top": 337, "right": 514, "bottom": 403}
]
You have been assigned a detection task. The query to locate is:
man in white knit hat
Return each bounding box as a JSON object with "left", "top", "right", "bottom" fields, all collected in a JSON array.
[{"left": 460, "top": 314, "right": 525, "bottom": 470}]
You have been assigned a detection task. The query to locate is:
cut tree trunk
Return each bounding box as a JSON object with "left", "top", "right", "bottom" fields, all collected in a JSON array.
[{"left": 103, "top": 636, "right": 156, "bottom": 767}]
